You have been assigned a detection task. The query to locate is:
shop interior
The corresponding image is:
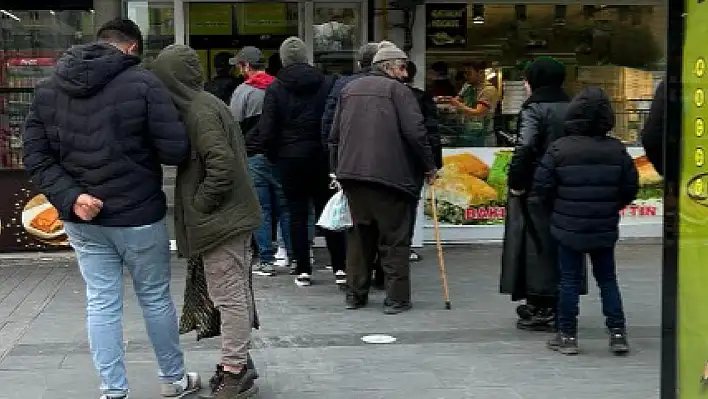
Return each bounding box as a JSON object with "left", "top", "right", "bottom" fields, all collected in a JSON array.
[{"left": 424, "top": 4, "right": 666, "bottom": 147}]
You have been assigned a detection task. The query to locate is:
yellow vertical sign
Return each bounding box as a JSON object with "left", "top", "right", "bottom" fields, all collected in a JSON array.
[{"left": 680, "top": 1, "right": 708, "bottom": 396}]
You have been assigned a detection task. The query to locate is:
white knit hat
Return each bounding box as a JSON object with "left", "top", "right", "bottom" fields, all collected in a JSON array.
[{"left": 372, "top": 41, "right": 407, "bottom": 64}]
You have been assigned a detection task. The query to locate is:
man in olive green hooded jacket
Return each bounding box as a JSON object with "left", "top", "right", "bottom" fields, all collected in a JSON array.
[{"left": 152, "top": 44, "right": 261, "bottom": 399}]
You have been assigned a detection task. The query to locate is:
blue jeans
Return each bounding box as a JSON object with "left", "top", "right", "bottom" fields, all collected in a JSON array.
[
  {"left": 249, "top": 155, "right": 291, "bottom": 263},
  {"left": 65, "top": 218, "right": 185, "bottom": 396},
  {"left": 557, "top": 244, "right": 626, "bottom": 335}
]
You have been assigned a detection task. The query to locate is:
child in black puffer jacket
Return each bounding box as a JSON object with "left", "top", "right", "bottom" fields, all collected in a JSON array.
[{"left": 532, "top": 87, "right": 639, "bottom": 356}]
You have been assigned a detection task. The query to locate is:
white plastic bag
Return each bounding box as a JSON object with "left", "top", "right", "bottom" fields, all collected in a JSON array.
[{"left": 317, "top": 177, "right": 353, "bottom": 231}]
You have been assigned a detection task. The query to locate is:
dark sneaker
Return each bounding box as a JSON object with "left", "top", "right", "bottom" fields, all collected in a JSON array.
[
  {"left": 345, "top": 294, "right": 368, "bottom": 310},
  {"left": 200, "top": 366, "right": 257, "bottom": 399},
  {"left": 516, "top": 304, "right": 537, "bottom": 320},
  {"left": 161, "top": 371, "right": 201, "bottom": 397},
  {"left": 252, "top": 262, "right": 276, "bottom": 277},
  {"left": 100, "top": 394, "right": 127, "bottom": 399},
  {"left": 409, "top": 250, "right": 422, "bottom": 262},
  {"left": 383, "top": 299, "right": 412, "bottom": 315},
  {"left": 609, "top": 328, "right": 630, "bottom": 355},
  {"left": 517, "top": 308, "right": 556, "bottom": 332},
  {"left": 547, "top": 333, "right": 579, "bottom": 355}
]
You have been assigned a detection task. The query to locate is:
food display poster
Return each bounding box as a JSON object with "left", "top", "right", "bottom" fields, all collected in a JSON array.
[
  {"left": 425, "top": 4, "right": 467, "bottom": 49},
  {"left": 0, "top": 170, "right": 69, "bottom": 253},
  {"left": 424, "top": 147, "right": 663, "bottom": 228},
  {"left": 678, "top": 0, "right": 708, "bottom": 395}
]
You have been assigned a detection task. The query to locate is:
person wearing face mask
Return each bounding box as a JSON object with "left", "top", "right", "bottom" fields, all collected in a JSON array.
[
  {"left": 329, "top": 42, "right": 437, "bottom": 314},
  {"left": 22, "top": 19, "right": 200, "bottom": 399},
  {"left": 500, "top": 57, "right": 571, "bottom": 333}
]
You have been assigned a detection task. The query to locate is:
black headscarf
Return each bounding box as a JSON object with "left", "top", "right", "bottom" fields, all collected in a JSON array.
[{"left": 522, "top": 57, "right": 569, "bottom": 106}]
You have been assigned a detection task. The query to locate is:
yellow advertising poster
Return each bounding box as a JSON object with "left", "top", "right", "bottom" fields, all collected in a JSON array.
[
  {"left": 679, "top": 1, "right": 708, "bottom": 396},
  {"left": 235, "top": 3, "right": 290, "bottom": 35},
  {"left": 188, "top": 3, "right": 233, "bottom": 36}
]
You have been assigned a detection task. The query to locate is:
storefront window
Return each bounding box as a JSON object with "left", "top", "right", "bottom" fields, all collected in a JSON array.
[
  {"left": 313, "top": 3, "right": 361, "bottom": 75},
  {"left": 126, "top": 1, "right": 175, "bottom": 62},
  {"left": 187, "top": 2, "right": 299, "bottom": 81},
  {"left": 0, "top": 9, "right": 94, "bottom": 169},
  {"left": 424, "top": 3, "right": 667, "bottom": 149}
]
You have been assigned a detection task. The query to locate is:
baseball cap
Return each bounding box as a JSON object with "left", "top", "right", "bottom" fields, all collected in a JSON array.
[{"left": 232, "top": 46, "right": 265, "bottom": 68}]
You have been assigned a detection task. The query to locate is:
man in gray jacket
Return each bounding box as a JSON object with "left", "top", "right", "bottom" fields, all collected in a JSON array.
[{"left": 329, "top": 42, "right": 437, "bottom": 314}]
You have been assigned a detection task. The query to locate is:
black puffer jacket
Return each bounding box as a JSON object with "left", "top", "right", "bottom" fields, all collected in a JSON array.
[
  {"left": 254, "top": 63, "right": 336, "bottom": 159},
  {"left": 23, "top": 43, "right": 188, "bottom": 226},
  {"left": 532, "top": 87, "right": 639, "bottom": 251}
]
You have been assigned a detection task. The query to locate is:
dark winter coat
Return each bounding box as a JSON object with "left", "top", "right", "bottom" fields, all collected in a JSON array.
[
  {"left": 151, "top": 45, "right": 261, "bottom": 257},
  {"left": 533, "top": 87, "right": 639, "bottom": 251},
  {"left": 329, "top": 72, "right": 436, "bottom": 199},
  {"left": 507, "top": 89, "right": 570, "bottom": 191},
  {"left": 204, "top": 74, "right": 243, "bottom": 104},
  {"left": 410, "top": 86, "right": 443, "bottom": 169},
  {"left": 253, "top": 63, "right": 336, "bottom": 160},
  {"left": 321, "top": 68, "right": 370, "bottom": 145},
  {"left": 500, "top": 58, "right": 570, "bottom": 301},
  {"left": 23, "top": 42, "right": 188, "bottom": 226},
  {"left": 641, "top": 77, "right": 665, "bottom": 176}
]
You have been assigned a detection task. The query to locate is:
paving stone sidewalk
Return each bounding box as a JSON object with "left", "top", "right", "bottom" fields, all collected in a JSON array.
[{"left": 0, "top": 244, "right": 661, "bottom": 399}]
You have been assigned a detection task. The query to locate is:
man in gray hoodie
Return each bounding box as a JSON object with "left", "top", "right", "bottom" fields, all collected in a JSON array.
[{"left": 229, "top": 47, "right": 287, "bottom": 278}]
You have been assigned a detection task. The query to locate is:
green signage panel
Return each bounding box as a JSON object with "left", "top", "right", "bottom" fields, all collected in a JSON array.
[
  {"left": 679, "top": 0, "right": 708, "bottom": 396},
  {"left": 188, "top": 3, "right": 233, "bottom": 36}
]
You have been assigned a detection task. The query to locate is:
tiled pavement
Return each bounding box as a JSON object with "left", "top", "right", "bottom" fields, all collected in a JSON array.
[{"left": 0, "top": 244, "right": 661, "bottom": 399}]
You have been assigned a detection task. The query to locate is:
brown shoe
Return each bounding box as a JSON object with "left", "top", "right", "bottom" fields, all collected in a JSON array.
[{"left": 199, "top": 366, "right": 257, "bottom": 399}]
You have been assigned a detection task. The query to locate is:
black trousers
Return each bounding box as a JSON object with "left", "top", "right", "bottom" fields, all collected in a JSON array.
[
  {"left": 372, "top": 196, "right": 419, "bottom": 278},
  {"left": 278, "top": 156, "right": 346, "bottom": 275},
  {"left": 343, "top": 181, "right": 416, "bottom": 302}
]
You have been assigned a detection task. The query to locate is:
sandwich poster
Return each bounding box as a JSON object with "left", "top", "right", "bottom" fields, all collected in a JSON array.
[
  {"left": 0, "top": 170, "right": 69, "bottom": 252},
  {"left": 424, "top": 148, "right": 663, "bottom": 227}
]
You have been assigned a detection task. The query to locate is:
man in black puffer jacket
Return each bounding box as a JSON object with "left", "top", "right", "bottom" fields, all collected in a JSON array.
[
  {"left": 253, "top": 36, "right": 345, "bottom": 288},
  {"left": 533, "top": 87, "right": 639, "bottom": 356},
  {"left": 22, "top": 19, "right": 199, "bottom": 398}
]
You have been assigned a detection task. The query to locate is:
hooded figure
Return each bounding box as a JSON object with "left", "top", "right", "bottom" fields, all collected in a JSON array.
[
  {"left": 204, "top": 51, "right": 243, "bottom": 104},
  {"left": 501, "top": 57, "right": 571, "bottom": 331},
  {"left": 532, "top": 87, "right": 638, "bottom": 355},
  {"left": 255, "top": 36, "right": 345, "bottom": 288},
  {"left": 151, "top": 44, "right": 262, "bottom": 399}
]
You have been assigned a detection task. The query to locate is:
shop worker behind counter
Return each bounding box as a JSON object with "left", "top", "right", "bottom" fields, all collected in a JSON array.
[{"left": 22, "top": 18, "right": 200, "bottom": 399}]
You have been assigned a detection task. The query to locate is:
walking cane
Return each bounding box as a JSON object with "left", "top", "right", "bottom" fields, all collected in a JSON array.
[{"left": 429, "top": 184, "right": 451, "bottom": 310}]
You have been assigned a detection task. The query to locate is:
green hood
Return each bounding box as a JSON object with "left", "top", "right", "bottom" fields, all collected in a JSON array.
[{"left": 151, "top": 44, "right": 204, "bottom": 114}]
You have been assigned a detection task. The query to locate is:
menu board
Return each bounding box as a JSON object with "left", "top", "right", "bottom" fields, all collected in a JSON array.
[
  {"left": 425, "top": 4, "right": 467, "bottom": 49},
  {"left": 679, "top": 0, "right": 708, "bottom": 395}
]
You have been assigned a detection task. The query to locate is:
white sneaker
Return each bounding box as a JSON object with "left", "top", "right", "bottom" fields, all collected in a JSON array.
[
  {"left": 252, "top": 262, "right": 277, "bottom": 277},
  {"left": 274, "top": 256, "right": 290, "bottom": 268},
  {"left": 275, "top": 246, "right": 287, "bottom": 260},
  {"left": 160, "top": 371, "right": 201, "bottom": 398},
  {"left": 335, "top": 270, "right": 347, "bottom": 285},
  {"left": 295, "top": 273, "right": 312, "bottom": 287},
  {"left": 100, "top": 394, "right": 128, "bottom": 399}
]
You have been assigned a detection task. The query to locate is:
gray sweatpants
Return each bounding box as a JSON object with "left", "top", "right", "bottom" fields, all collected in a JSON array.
[{"left": 202, "top": 232, "right": 254, "bottom": 367}]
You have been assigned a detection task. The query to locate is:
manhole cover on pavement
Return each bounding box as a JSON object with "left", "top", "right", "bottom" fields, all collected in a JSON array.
[{"left": 361, "top": 334, "right": 397, "bottom": 344}]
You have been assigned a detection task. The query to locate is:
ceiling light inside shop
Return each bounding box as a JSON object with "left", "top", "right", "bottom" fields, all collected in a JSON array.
[
  {"left": 515, "top": 5, "right": 527, "bottom": 22},
  {"left": 0, "top": 9, "right": 20, "bottom": 21},
  {"left": 554, "top": 5, "right": 567, "bottom": 26},
  {"left": 472, "top": 4, "right": 484, "bottom": 24}
]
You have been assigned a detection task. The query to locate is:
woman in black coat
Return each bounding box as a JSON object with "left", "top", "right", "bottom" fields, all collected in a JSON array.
[{"left": 500, "top": 57, "right": 570, "bottom": 331}]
